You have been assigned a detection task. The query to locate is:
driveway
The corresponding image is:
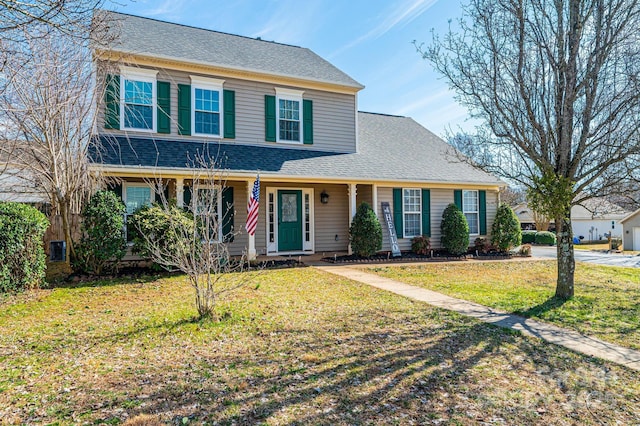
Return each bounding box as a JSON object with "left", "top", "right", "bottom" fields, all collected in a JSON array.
[{"left": 532, "top": 245, "right": 640, "bottom": 268}]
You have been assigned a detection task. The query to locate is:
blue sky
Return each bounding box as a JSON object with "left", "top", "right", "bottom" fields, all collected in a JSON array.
[{"left": 107, "top": 0, "right": 469, "bottom": 137}]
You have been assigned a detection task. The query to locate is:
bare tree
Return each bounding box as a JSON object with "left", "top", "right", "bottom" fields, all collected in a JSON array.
[
  {"left": 0, "top": 26, "right": 103, "bottom": 263},
  {"left": 129, "top": 157, "right": 255, "bottom": 319},
  {"left": 419, "top": 0, "right": 640, "bottom": 298}
]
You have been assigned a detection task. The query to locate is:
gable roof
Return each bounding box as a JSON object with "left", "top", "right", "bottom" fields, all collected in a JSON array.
[
  {"left": 96, "top": 10, "right": 363, "bottom": 90},
  {"left": 91, "top": 112, "right": 504, "bottom": 187}
]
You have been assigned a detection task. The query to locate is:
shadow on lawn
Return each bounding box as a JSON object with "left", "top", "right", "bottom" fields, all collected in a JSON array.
[
  {"left": 516, "top": 296, "right": 568, "bottom": 318},
  {"left": 113, "top": 321, "right": 556, "bottom": 425}
]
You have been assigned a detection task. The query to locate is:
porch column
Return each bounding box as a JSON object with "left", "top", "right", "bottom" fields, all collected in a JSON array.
[
  {"left": 348, "top": 183, "right": 357, "bottom": 255},
  {"left": 247, "top": 179, "right": 257, "bottom": 261},
  {"left": 176, "top": 178, "right": 184, "bottom": 208},
  {"left": 372, "top": 184, "right": 378, "bottom": 217}
]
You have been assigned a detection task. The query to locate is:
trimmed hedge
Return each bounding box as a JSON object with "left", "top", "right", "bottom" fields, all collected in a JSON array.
[
  {"left": 349, "top": 202, "right": 383, "bottom": 257},
  {"left": 0, "top": 202, "right": 49, "bottom": 292},
  {"left": 522, "top": 230, "right": 537, "bottom": 244},
  {"left": 535, "top": 231, "right": 557, "bottom": 245},
  {"left": 441, "top": 203, "right": 469, "bottom": 256}
]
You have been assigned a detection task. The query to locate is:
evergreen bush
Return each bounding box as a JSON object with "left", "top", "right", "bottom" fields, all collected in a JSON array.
[
  {"left": 491, "top": 204, "right": 522, "bottom": 252},
  {"left": 522, "top": 230, "right": 537, "bottom": 244},
  {"left": 0, "top": 202, "right": 49, "bottom": 292},
  {"left": 535, "top": 231, "right": 557, "bottom": 245},
  {"left": 74, "top": 190, "right": 127, "bottom": 275},
  {"left": 441, "top": 203, "right": 469, "bottom": 256},
  {"left": 349, "top": 202, "right": 382, "bottom": 257}
]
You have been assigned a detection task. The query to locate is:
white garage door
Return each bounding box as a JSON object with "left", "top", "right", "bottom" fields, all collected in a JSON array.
[{"left": 634, "top": 227, "right": 640, "bottom": 251}]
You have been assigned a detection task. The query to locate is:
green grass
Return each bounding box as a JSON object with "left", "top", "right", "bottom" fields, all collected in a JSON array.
[
  {"left": 0, "top": 268, "right": 639, "bottom": 425},
  {"left": 366, "top": 260, "right": 640, "bottom": 350}
]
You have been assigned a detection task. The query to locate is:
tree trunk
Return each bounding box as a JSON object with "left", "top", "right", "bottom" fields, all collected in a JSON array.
[
  {"left": 59, "top": 200, "right": 76, "bottom": 264},
  {"left": 555, "top": 213, "right": 575, "bottom": 299}
]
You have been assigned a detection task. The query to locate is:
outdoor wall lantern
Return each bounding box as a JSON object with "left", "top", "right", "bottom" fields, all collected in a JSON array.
[{"left": 320, "top": 190, "right": 329, "bottom": 204}]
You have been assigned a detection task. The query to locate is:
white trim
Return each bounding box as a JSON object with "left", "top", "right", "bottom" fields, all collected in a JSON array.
[
  {"left": 190, "top": 75, "right": 225, "bottom": 138},
  {"left": 120, "top": 67, "right": 158, "bottom": 133},
  {"left": 402, "top": 187, "right": 422, "bottom": 238},
  {"left": 266, "top": 186, "right": 314, "bottom": 255},
  {"left": 275, "top": 87, "right": 304, "bottom": 144},
  {"left": 462, "top": 189, "right": 480, "bottom": 236}
]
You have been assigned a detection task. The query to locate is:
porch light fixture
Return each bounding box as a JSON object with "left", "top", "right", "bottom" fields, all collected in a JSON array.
[{"left": 320, "top": 190, "right": 329, "bottom": 204}]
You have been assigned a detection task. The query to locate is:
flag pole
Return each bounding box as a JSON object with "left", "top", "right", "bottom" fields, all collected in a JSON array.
[{"left": 246, "top": 173, "right": 260, "bottom": 261}]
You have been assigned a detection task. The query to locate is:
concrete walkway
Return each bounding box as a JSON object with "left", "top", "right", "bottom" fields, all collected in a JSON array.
[{"left": 314, "top": 264, "right": 640, "bottom": 372}]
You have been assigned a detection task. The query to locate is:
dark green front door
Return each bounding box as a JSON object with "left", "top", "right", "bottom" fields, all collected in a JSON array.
[{"left": 278, "top": 190, "right": 302, "bottom": 251}]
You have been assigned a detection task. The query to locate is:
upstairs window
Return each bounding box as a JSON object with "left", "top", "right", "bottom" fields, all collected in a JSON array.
[
  {"left": 276, "top": 88, "right": 303, "bottom": 143},
  {"left": 120, "top": 66, "right": 157, "bottom": 132},
  {"left": 191, "top": 76, "right": 224, "bottom": 137}
]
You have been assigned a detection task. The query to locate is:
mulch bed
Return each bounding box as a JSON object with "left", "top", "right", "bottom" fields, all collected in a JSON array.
[{"left": 323, "top": 251, "right": 515, "bottom": 264}]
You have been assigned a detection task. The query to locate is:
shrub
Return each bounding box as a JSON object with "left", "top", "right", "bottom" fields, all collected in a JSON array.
[
  {"left": 411, "top": 236, "right": 431, "bottom": 255},
  {"left": 522, "top": 230, "right": 537, "bottom": 244},
  {"left": 129, "top": 202, "right": 195, "bottom": 267},
  {"left": 349, "top": 202, "right": 382, "bottom": 257},
  {"left": 74, "top": 190, "right": 127, "bottom": 275},
  {"left": 441, "top": 203, "right": 469, "bottom": 256},
  {"left": 474, "top": 237, "right": 490, "bottom": 254},
  {"left": 535, "top": 231, "right": 556, "bottom": 245},
  {"left": 491, "top": 204, "right": 522, "bottom": 252},
  {"left": 0, "top": 202, "right": 49, "bottom": 292}
]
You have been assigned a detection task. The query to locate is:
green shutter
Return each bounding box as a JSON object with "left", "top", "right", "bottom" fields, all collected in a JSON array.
[
  {"left": 223, "top": 89, "right": 235, "bottom": 139},
  {"left": 154, "top": 185, "right": 170, "bottom": 204},
  {"left": 454, "top": 190, "right": 463, "bottom": 210},
  {"left": 178, "top": 84, "right": 191, "bottom": 136},
  {"left": 479, "top": 190, "right": 487, "bottom": 235},
  {"left": 303, "top": 99, "right": 313, "bottom": 144},
  {"left": 104, "top": 74, "right": 120, "bottom": 130},
  {"left": 157, "top": 81, "right": 171, "bottom": 134},
  {"left": 422, "top": 189, "right": 431, "bottom": 237},
  {"left": 109, "top": 182, "right": 123, "bottom": 200},
  {"left": 393, "top": 188, "right": 403, "bottom": 239},
  {"left": 183, "top": 185, "right": 192, "bottom": 210},
  {"left": 265, "top": 95, "right": 276, "bottom": 142},
  {"left": 222, "top": 187, "right": 234, "bottom": 243}
]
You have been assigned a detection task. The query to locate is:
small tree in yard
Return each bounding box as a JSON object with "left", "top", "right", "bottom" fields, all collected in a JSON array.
[
  {"left": 491, "top": 204, "right": 522, "bottom": 252},
  {"left": 74, "top": 190, "right": 126, "bottom": 275},
  {"left": 349, "top": 202, "right": 382, "bottom": 257},
  {"left": 441, "top": 203, "right": 469, "bottom": 256},
  {"left": 131, "top": 157, "right": 254, "bottom": 320}
]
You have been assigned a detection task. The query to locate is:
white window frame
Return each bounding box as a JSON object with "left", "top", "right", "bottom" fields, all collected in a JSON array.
[
  {"left": 120, "top": 66, "right": 158, "bottom": 133},
  {"left": 123, "top": 182, "right": 154, "bottom": 242},
  {"left": 266, "top": 187, "right": 314, "bottom": 254},
  {"left": 192, "top": 183, "right": 223, "bottom": 243},
  {"left": 275, "top": 87, "right": 304, "bottom": 144},
  {"left": 190, "top": 76, "right": 225, "bottom": 138},
  {"left": 463, "top": 190, "right": 480, "bottom": 236},
  {"left": 402, "top": 188, "right": 422, "bottom": 238}
]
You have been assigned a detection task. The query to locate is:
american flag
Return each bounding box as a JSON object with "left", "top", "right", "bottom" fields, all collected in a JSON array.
[{"left": 246, "top": 175, "right": 260, "bottom": 236}]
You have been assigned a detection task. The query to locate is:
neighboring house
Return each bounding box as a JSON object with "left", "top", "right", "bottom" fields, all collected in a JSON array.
[
  {"left": 514, "top": 198, "right": 629, "bottom": 241},
  {"left": 0, "top": 170, "right": 48, "bottom": 205},
  {"left": 620, "top": 209, "right": 640, "bottom": 251},
  {"left": 89, "top": 11, "right": 504, "bottom": 259}
]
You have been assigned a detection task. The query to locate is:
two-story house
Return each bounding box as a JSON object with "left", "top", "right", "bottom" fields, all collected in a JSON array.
[{"left": 90, "top": 11, "right": 504, "bottom": 259}]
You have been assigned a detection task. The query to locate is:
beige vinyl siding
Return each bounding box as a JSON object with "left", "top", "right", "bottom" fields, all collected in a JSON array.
[
  {"left": 98, "top": 63, "right": 357, "bottom": 153},
  {"left": 376, "top": 187, "right": 499, "bottom": 252},
  {"left": 356, "top": 184, "right": 373, "bottom": 208},
  {"left": 225, "top": 181, "right": 249, "bottom": 256}
]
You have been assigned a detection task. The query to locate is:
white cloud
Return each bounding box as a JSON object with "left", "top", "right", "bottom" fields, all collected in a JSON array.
[{"left": 142, "top": 0, "right": 187, "bottom": 18}]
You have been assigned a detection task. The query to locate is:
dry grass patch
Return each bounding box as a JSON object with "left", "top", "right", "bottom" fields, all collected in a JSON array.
[
  {"left": 367, "top": 260, "right": 640, "bottom": 350},
  {"left": 0, "top": 268, "right": 638, "bottom": 425}
]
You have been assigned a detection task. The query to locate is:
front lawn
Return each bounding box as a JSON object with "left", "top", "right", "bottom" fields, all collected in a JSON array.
[
  {"left": 1, "top": 268, "right": 639, "bottom": 425},
  {"left": 367, "top": 260, "right": 640, "bottom": 350}
]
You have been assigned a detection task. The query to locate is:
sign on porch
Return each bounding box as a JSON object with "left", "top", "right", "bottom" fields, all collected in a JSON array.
[{"left": 380, "top": 202, "right": 401, "bottom": 257}]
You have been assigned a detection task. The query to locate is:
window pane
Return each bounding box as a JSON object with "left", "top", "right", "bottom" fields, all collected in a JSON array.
[
  {"left": 466, "top": 213, "right": 479, "bottom": 234},
  {"left": 281, "top": 193, "right": 297, "bottom": 222},
  {"left": 403, "top": 189, "right": 421, "bottom": 213},
  {"left": 404, "top": 213, "right": 421, "bottom": 237},
  {"left": 124, "top": 104, "right": 153, "bottom": 129},
  {"left": 125, "top": 186, "right": 151, "bottom": 214},
  {"left": 463, "top": 190, "right": 478, "bottom": 213},
  {"left": 124, "top": 80, "right": 152, "bottom": 105},
  {"left": 195, "top": 88, "right": 219, "bottom": 112},
  {"left": 279, "top": 119, "right": 300, "bottom": 141},
  {"left": 195, "top": 111, "right": 220, "bottom": 135},
  {"left": 278, "top": 98, "right": 300, "bottom": 141}
]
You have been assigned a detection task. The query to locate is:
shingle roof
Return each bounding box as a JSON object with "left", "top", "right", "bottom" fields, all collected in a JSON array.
[
  {"left": 97, "top": 10, "right": 363, "bottom": 90},
  {"left": 91, "top": 113, "right": 503, "bottom": 186}
]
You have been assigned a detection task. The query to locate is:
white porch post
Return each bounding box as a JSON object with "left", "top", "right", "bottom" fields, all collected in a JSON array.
[
  {"left": 247, "top": 179, "right": 257, "bottom": 261},
  {"left": 372, "top": 184, "right": 378, "bottom": 217},
  {"left": 348, "top": 183, "right": 357, "bottom": 255},
  {"left": 176, "top": 178, "right": 184, "bottom": 208}
]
